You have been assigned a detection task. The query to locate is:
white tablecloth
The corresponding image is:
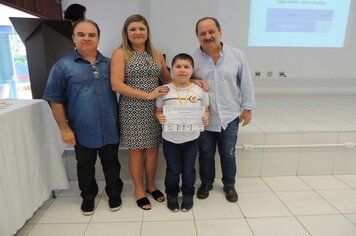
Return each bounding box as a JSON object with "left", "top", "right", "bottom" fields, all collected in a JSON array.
[{"left": 0, "top": 99, "right": 69, "bottom": 236}]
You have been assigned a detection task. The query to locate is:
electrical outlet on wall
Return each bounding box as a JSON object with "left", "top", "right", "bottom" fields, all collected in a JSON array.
[
  {"left": 279, "top": 71, "right": 287, "bottom": 78},
  {"left": 255, "top": 71, "right": 261, "bottom": 77},
  {"left": 267, "top": 71, "right": 273, "bottom": 77}
]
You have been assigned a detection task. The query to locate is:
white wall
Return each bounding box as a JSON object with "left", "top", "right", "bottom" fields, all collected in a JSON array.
[{"left": 63, "top": 0, "right": 356, "bottom": 92}]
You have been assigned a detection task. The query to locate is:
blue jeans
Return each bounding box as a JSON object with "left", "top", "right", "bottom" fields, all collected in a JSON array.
[
  {"left": 163, "top": 138, "right": 199, "bottom": 197},
  {"left": 198, "top": 117, "right": 239, "bottom": 187}
]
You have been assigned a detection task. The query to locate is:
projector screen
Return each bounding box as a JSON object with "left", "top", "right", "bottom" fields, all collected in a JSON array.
[{"left": 248, "top": 0, "right": 351, "bottom": 47}]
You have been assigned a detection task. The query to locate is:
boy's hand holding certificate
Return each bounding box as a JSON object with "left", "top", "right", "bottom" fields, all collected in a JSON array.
[{"left": 163, "top": 105, "right": 205, "bottom": 132}]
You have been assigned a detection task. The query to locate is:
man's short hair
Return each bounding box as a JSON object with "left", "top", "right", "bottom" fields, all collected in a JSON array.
[
  {"left": 195, "top": 17, "right": 221, "bottom": 36},
  {"left": 72, "top": 19, "right": 100, "bottom": 38}
]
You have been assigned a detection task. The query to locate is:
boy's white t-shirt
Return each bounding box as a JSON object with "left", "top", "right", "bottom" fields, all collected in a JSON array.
[{"left": 156, "top": 82, "right": 209, "bottom": 144}]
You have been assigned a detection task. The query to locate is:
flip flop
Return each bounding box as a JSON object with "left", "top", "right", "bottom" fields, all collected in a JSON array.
[
  {"left": 136, "top": 197, "right": 151, "bottom": 210},
  {"left": 146, "top": 189, "right": 165, "bottom": 202}
]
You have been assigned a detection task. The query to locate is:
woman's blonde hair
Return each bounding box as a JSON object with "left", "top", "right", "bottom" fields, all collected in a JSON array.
[{"left": 120, "top": 14, "right": 160, "bottom": 66}]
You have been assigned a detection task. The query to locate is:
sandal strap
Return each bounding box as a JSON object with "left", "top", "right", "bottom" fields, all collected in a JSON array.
[
  {"left": 136, "top": 197, "right": 151, "bottom": 210},
  {"left": 147, "top": 189, "right": 164, "bottom": 202}
]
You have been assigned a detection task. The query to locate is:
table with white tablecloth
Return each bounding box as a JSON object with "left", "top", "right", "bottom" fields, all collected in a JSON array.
[{"left": 0, "top": 99, "right": 69, "bottom": 236}]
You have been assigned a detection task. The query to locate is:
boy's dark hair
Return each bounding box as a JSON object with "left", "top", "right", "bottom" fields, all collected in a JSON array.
[
  {"left": 171, "top": 53, "right": 194, "bottom": 68},
  {"left": 64, "top": 4, "right": 86, "bottom": 22}
]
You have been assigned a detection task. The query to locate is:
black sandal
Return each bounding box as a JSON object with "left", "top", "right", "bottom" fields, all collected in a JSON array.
[
  {"left": 136, "top": 197, "right": 151, "bottom": 210},
  {"left": 146, "top": 189, "right": 165, "bottom": 202}
]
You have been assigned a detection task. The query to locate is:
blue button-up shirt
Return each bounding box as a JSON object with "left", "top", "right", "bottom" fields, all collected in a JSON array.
[
  {"left": 193, "top": 43, "right": 255, "bottom": 132},
  {"left": 43, "top": 51, "right": 119, "bottom": 148}
]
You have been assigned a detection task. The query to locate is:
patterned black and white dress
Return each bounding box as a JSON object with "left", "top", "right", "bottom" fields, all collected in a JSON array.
[{"left": 118, "top": 51, "right": 162, "bottom": 149}]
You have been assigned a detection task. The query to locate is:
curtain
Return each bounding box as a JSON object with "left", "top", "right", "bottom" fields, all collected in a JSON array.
[{"left": 0, "top": 33, "right": 14, "bottom": 82}]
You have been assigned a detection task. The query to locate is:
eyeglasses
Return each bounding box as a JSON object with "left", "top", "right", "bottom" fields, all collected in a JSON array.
[{"left": 90, "top": 63, "right": 100, "bottom": 79}]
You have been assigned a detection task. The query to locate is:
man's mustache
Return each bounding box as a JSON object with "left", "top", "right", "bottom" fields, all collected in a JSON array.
[{"left": 203, "top": 38, "right": 214, "bottom": 43}]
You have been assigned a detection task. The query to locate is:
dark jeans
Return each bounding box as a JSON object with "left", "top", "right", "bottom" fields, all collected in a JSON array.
[
  {"left": 163, "top": 138, "right": 199, "bottom": 197},
  {"left": 198, "top": 117, "right": 239, "bottom": 187},
  {"left": 74, "top": 143, "right": 123, "bottom": 202}
]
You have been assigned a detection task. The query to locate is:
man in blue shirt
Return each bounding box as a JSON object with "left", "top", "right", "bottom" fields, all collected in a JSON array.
[
  {"left": 193, "top": 17, "right": 255, "bottom": 203},
  {"left": 43, "top": 20, "right": 123, "bottom": 215}
]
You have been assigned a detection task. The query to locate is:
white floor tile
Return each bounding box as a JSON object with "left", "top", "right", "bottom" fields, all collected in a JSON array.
[
  {"left": 85, "top": 222, "right": 141, "bottom": 236},
  {"left": 238, "top": 192, "right": 291, "bottom": 217},
  {"left": 237, "top": 177, "right": 272, "bottom": 192},
  {"left": 276, "top": 191, "right": 338, "bottom": 215},
  {"left": 14, "top": 174, "right": 356, "bottom": 236},
  {"left": 345, "top": 214, "right": 356, "bottom": 225},
  {"left": 262, "top": 149, "right": 300, "bottom": 176},
  {"left": 120, "top": 180, "right": 135, "bottom": 196},
  {"left": 297, "top": 148, "right": 336, "bottom": 175},
  {"left": 247, "top": 216, "right": 309, "bottom": 236},
  {"left": 193, "top": 192, "right": 243, "bottom": 220},
  {"left": 321, "top": 121, "right": 356, "bottom": 131},
  {"left": 142, "top": 221, "right": 197, "bottom": 236},
  {"left": 10, "top": 95, "right": 356, "bottom": 235},
  {"left": 300, "top": 175, "right": 350, "bottom": 189},
  {"left": 196, "top": 219, "right": 253, "bottom": 236},
  {"left": 27, "top": 223, "right": 87, "bottom": 236},
  {"left": 289, "top": 122, "right": 333, "bottom": 132},
  {"left": 301, "top": 132, "right": 339, "bottom": 144},
  {"left": 338, "top": 131, "right": 356, "bottom": 143},
  {"left": 317, "top": 189, "right": 356, "bottom": 213},
  {"left": 333, "top": 149, "right": 356, "bottom": 174},
  {"left": 91, "top": 196, "right": 143, "bottom": 222},
  {"left": 298, "top": 214, "right": 356, "bottom": 236},
  {"left": 335, "top": 175, "right": 356, "bottom": 188},
  {"left": 263, "top": 176, "right": 311, "bottom": 191},
  {"left": 257, "top": 125, "right": 297, "bottom": 133},
  {"left": 143, "top": 198, "right": 194, "bottom": 221},
  {"left": 264, "top": 133, "right": 303, "bottom": 145},
  {"left": 237, "top": 133, "right": 264, "bottom": 177},
  {"left": 37, "top": 197, "right": 97, "bottom": 223},
  {"left": 26, "top": 197, "right": 55, "bottom": 224},
  {"left": 237, "top": 150, "right": 264, "bottom": 177}
]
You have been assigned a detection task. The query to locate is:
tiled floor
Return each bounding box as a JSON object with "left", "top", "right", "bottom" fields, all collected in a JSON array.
[
  {"left": 16, "top": 175, "right": 356, "bottom": 236},
  {"left": 235, "top": 95, "right": 356, "bottom": 177},
  {"left": 14, "top": 95, "right": 356, "bottom": 235},
  {"left": 242, "top": 95, "right": 356, "bottom": 133}
]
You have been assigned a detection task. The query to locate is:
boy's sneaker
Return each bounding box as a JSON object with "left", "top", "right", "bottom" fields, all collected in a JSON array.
[
  {"left": 167, "top": 196, "right": 179, "bottom": 212},
  {"left": 181, "top": 195, "right": 193, "bottom": 212},
  {"left": 81, "top": 200, "right": 95, "bottom": 216},
  {"left": 109, "top": 197, "right": 122, "bottom": 212}
]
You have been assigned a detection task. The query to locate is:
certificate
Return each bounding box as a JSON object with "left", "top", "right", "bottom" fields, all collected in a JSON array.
[{"left": 163, "top": 105, "right": 205, "bottom": 132}]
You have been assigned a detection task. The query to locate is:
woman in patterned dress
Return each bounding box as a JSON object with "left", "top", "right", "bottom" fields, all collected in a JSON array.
[{"left": 111, "top": 14, "right": 172, "bottom": 210}]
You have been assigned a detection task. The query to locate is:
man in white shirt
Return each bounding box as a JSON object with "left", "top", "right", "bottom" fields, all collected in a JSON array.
[{"left": 193, "top": 17, "right": 255, "bottom": 202}]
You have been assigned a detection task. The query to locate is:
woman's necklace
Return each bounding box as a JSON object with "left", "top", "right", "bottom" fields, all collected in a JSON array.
[{"left": 175, "top": 82, "right": 191, "bottom": 106}]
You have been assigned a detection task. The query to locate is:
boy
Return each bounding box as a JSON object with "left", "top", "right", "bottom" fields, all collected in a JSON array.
[{"left": 156, "top": 53, "right": 209, "bottom": 212}]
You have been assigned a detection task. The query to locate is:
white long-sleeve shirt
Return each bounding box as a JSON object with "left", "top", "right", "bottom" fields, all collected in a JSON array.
[{"left": 193, "top": 43, "right": 255, "bottom": 132}]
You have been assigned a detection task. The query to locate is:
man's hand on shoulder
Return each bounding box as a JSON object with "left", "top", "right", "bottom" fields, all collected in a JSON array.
[{"left": 191, "top": 78, "right": 208, "bottom": 91}]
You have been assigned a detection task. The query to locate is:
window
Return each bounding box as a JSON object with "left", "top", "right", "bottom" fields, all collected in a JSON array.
[{"left": 0, "top": 4, "right": 37, "bottom": 99}]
